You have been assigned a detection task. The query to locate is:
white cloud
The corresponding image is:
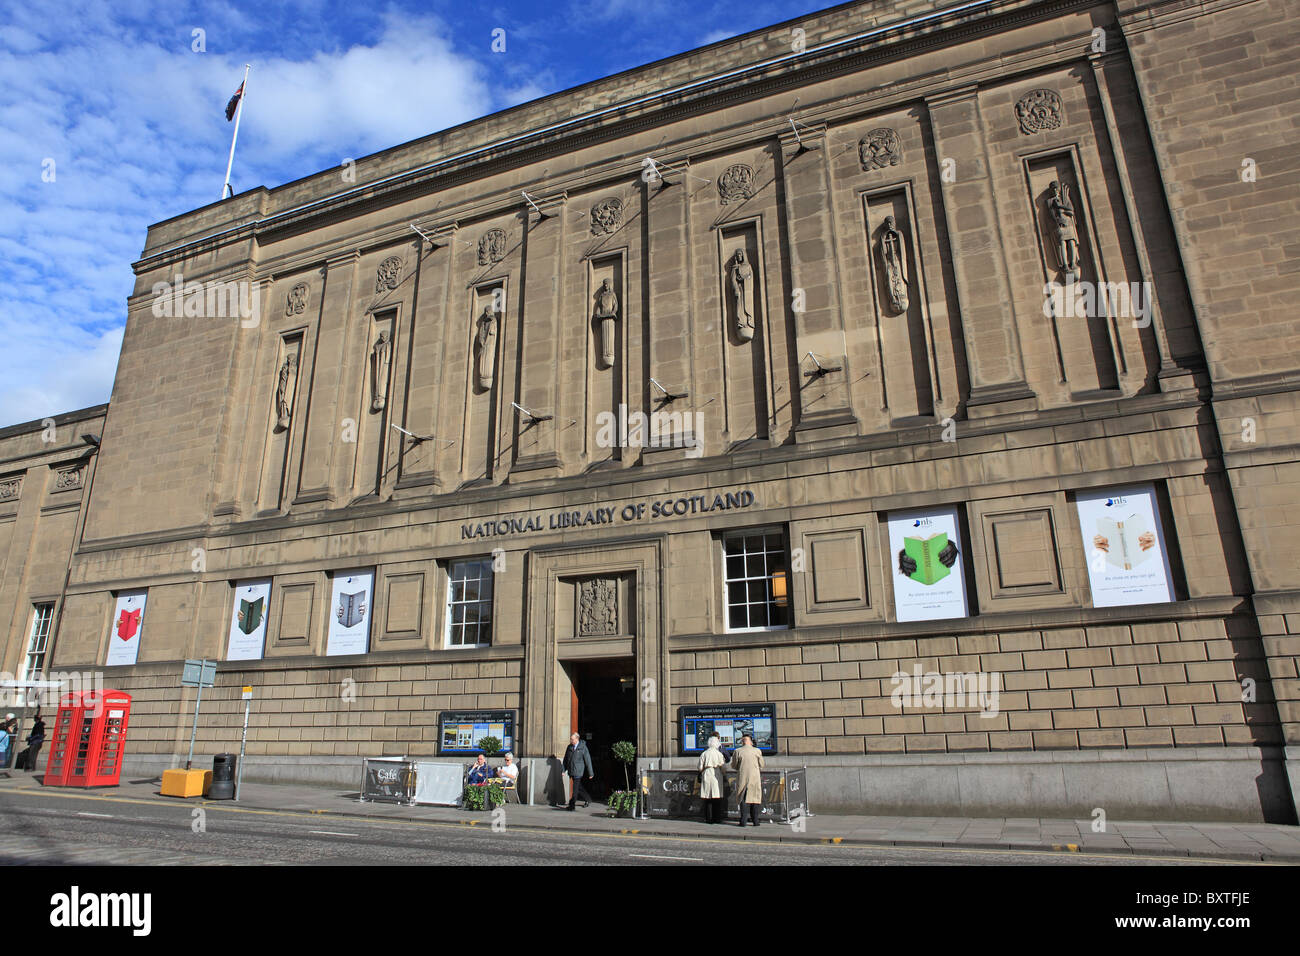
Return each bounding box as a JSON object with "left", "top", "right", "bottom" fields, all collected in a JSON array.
[{"left": 0, "top": 4, "right": 497, "bottom": 427}]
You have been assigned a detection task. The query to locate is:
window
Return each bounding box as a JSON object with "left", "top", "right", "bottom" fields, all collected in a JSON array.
[
  {"left": 446, "top": 559, "right": 494, "bottom": 647},
  {"left": 20, "top": 604, "right": 53, "bottom": 705},
  {"left": 723, "top": 530, "right": 789, "bottom": 631}
]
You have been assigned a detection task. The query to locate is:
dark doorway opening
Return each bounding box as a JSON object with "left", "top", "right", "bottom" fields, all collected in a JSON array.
[{"left": 564, "top": 657, "right": 636, "bottom": 799}]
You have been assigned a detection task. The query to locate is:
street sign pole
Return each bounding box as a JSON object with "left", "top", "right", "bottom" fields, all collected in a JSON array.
[
  {"left": 180, "top": 659, "right": 217, "bottom": 771},
  {"left": 186, "top": 682, "right": 203, "bottom": 771},
  {"left": 236, "top": 686, "right": 252, "bottom": 801}
]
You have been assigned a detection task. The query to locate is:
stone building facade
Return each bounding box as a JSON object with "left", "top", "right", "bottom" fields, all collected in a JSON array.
[{"left": 3, "top": 0, "right": 1298, "bottom": 820}]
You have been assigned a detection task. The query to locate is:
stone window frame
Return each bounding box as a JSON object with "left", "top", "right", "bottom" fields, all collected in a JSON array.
[
  {"left": 721, "top": 526, "right": 791, "bottom": 633},
  {"left": 19, "top": 603, "right": 54, "bottom": 704},
  {"left": 445, "top": 557, "right": 495, "bottom": 649}
]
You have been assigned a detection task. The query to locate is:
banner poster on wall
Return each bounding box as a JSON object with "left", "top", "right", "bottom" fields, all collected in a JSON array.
[
  {"left": 1075, "top": 484, "right": 1175, "bottom": 607},
  {"left": 887, "top": 506, "right": 968, "bottom": 622},
  {"left": 105, "top": 589, "right": 148, "bottom": 666},
  {"left": 326, "top": 569, "right": 374, "bottom": 656},
  {"left": 227, "top": 579, "right": 272, "bottom": 661}
]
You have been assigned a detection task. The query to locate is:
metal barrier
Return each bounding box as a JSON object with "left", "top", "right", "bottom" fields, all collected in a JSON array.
[{"left": 641, "top": 767, "right": 808, "bottom": 822}]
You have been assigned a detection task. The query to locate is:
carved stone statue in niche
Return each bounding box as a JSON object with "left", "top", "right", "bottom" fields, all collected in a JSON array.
[
  {"left": 475, "top": 300, "right": 499, "bottom": 390},
  {"left": 730, "top": 249, "right": 756, "bottom": 342},
  {"left": 369, "top": 329, "right": 391, "bottom": 412},
  {"left": 878, "top": 215, "right": 910, "bottom": 314},
  {"left": 578, "top": 578, "right": 618, "bottom": 636},
  {"left": 1045, "top": 180, "right": 1081, "bottom": 283},
  {"left": 593, "top": 278, "right": 619, "bottom": 369},
  {"left": 274, "top": 354, "right": 297, "bottom": 431}
]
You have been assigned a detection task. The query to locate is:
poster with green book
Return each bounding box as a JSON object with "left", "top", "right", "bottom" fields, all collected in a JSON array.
[{"left": 887, "top": 507, "right": 968, "bottom": 622}]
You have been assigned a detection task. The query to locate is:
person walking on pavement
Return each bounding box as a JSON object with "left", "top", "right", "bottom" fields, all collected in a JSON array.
[
  {"left": 730, "top": 733, "right": 765, "bottom": 827},
  {"left": 1, "top": 713, "right": 15, "bottom": 768},
  {"left": 25, "top": 711, "right": 45, "bottom": 774},
  {"left": 563, "top": 732, "right": 595, "bottom": 810},
  {"left": 698, "top": 732, "right": 727, "bottom": 824}
]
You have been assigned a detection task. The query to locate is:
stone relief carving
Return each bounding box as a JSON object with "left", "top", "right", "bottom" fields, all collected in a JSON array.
[
  {"left": 878, "top": 215, "right": 910, "bottom": 314},
  {"left": 593, "top": 278, "right": 619, "bottom": 369},
  {"left": 858, "top": 128, "right": 902, "bottom": 171},
  {"left": 1016, "top": 89, "right": 1063, "bottom": 134},
  {"left": 275, "top": 353, "right": 297, "bottom": 431},
  {"left": 717, "top": 164, "right": 755, "bottom": 204},
  {"left": 369, "top": 330, "right": 391, "bottom": 412},
  {"left": 285, "top": 282, "right": 309, "bottom": 317},
  {"left": 475, "top": 300, "right": 499, "bottom": 390},
  {"left": 478, "top": 228, "right": 507, "bottom": 265},
  {"left": 589, "top": 197, "right": 623, "bottom": 236},
  {"left": 577, "top": 578, "right": 618, "bottom": 636},
  {"left": 1044, "top": 180, "right": 1081, "bottom": 282},
  {"left": 54, "top": 467, "right": 83, "bottom": 491},
  {"left": 0, "top": 477, "right": 21, "bottom": 501},
  {"left": 730, "top": 249, "right": 756, "bottom": 342},
  {"left": 375, "top": 256, "right": 403, "bottom": 293}
]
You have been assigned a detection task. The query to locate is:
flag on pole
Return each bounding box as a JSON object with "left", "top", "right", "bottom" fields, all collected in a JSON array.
[{"left": 225, "top": 82, "right": 245, "bottom": 121}]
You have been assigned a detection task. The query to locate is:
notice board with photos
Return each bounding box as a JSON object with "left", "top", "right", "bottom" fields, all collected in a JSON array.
[
  {"left": 678, "top": 703, "right": 778, "bottom": 754},
  {"left": 437, "top": 710, "right": 518, "bottom": 755}
]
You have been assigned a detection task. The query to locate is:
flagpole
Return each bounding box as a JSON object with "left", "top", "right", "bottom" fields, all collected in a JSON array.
[{"left": 221, "top": 63, "right": 251, "bottom": 201}]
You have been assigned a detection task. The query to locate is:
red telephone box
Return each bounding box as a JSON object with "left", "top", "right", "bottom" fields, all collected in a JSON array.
[{"left": 43, "top": 690, "right": 132, "bottom": 787}]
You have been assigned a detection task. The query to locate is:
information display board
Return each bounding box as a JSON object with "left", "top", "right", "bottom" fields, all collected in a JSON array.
[
  {"left": 642, "top": 768, "right": 807, "bottom": 822},
  {"left": 678, "top": 703, "right": 777, "bottom": 754},
  {"left": 1075, "top": 484, "right": 1175, "bottom": 607},
  {"left": 437, "top": 710, "right": 517, "bottom": 755}
]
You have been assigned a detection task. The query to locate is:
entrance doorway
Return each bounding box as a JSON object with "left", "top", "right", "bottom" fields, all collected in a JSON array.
[{"left": 564, "top": 658, "right": 636, "bottom": 799}]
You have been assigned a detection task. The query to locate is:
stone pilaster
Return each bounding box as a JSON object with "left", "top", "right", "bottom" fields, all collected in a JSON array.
[
  {"left": 777, "top": 123, "right": 860, "bottom": 442},
  {"left": 294, "top": 250, "right": 359, "bottom": 505},
  {"left": 511, "top": 193, "right": 568, "bottom": 481},
  {"left": 925, "top": 86, "right": 1035, "bottom": 417}
]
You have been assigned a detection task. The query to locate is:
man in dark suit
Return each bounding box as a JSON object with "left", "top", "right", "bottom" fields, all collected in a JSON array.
[{"left": 563, "top": 732, "right": 595, "bottom": 811}]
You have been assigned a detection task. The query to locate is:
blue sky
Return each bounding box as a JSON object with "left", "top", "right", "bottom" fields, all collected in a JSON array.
[{"left": 0, "top": 0, "right": 831, "bottom": 428}]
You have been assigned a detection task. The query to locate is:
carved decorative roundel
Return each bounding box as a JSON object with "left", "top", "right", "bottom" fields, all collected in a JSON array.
[
  {"left": 285, "top": 282, "right": 309, "bottom": 317},
  {"left": 717, "top": 164, "right": 755, "bottom": 205},
  {"left": 858, "top": 128, "right": 902, "bottom": 171},
  {"left": 589, "top": 197, "right": 623, "bottom": 236},
  {"left": 1015, "top": 89, "right": 1063, "bottom": 134},
  {"left": 375, "top": 256, "right": 403, "bottom": 293},
  {"left": 478, "top": 228, "right": 508, "bottom": 265}
]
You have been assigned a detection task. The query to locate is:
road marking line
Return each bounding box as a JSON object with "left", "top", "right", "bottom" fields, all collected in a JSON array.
[
  {"left": 0, "top": 789, "right": 1276, "bottom": 865},
  {"left": 77, "top": 811, "right": 113, "bottom": 818},
  {"left": 308, "top": 829, "right": 357, "bottom": 837},
  {"left": 628, "top": 853, "right": 703, "bottom": 861}
]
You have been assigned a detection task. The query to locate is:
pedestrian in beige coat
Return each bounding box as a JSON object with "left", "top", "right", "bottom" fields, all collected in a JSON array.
[
  {"left": 698, "top": 734, "right": 727, "bottom": 824},
  {"left": 730, "top": 733, "right": 765, "bottom": 827}
]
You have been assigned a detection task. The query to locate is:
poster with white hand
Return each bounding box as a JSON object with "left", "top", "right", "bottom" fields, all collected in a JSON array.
[
  {"left": 227, "top": 579, "right": 272, "bottom": 661},
  {"left": 326, "top": 569, "right": 374, "bottom": 656},
  {"left": 887, "top": 506, "right": 968, "bottom": 622},
  {"left": 1075, "top": 484, "right": 1174, "bottom": 607},
  {"left": 105, "top": 590, "right": 147, "bottom": 666}
]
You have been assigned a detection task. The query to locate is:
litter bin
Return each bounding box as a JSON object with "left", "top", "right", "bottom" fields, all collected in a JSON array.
[{"left": 208, "top": 753, "right": 236, "bottom": 799}]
